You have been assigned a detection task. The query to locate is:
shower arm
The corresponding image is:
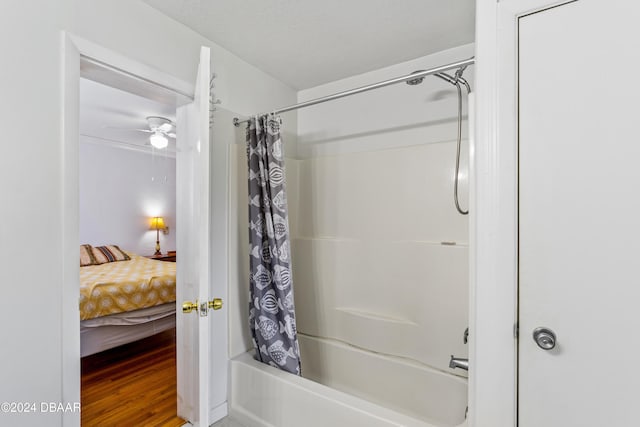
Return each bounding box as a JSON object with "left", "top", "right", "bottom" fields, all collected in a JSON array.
[
  {"left": 434, "top": 70, "right": 471, "bottom": 93},
  {"left": 434, "top": 72, "right": 457, "bottom": 86}
]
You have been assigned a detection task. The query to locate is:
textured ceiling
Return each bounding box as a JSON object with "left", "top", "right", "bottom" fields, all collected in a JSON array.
[{"left": 143, "top": 0, "right": 475, "bottom": 89}]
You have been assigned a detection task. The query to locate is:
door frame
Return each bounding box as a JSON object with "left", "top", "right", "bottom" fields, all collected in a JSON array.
[
  {"left": 472, "top": 1, "right": 577, "bottom": 426},
  {"left": 60, "top": 32, "right": 229, "bottom": 426}
]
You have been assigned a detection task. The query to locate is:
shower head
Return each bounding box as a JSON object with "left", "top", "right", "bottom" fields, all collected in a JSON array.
[{"left": 406, "top": 70, "right": 426, "bottom": 85}]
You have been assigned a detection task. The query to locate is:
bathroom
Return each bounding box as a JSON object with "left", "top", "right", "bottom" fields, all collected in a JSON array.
[
  {"left": 2, "top": 1, "right": 638, "bottom": 427},
  {"left": 220, "top": 2, "right": 640, "bottom": 426}
]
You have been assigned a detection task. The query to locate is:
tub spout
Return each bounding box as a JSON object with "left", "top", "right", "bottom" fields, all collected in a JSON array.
[{"left": 449, "top": 355, "right": 469, "bottom": 371}]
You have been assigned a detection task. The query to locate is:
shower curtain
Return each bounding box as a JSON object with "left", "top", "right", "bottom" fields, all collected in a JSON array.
[{"left": 246, "top": 115, "right": 301, "bottom": 375}]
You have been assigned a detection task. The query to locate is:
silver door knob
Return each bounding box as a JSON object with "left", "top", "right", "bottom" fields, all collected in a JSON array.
[{"left": 533, "top": 327, "right": 556, "bottom": 350}]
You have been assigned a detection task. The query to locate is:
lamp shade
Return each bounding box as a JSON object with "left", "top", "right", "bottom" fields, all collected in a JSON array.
[{"left": 150, "top": 217, "right": 166, "bottom": 230}]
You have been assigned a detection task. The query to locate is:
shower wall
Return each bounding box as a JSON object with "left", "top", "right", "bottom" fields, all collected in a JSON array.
[{"left": 289, "top": 43, "right": 474, "bottom": 385}]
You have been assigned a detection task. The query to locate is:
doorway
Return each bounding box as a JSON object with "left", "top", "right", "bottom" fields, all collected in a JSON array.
[
  {"left": 62, "top": 35, "right": 229, "bottom": 426},
  {"left": 77, "top": 72, "right": 181, "bottom": 425},
  {"left": 79, "top": 58, "right": 184, "bottom": 426}
]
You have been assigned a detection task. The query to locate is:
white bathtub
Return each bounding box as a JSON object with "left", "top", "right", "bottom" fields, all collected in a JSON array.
[{"left": 230, "top": 334, "right": 467, "bottom": 427}]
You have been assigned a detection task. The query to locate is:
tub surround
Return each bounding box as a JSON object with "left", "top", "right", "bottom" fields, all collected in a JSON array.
[
  {"left": 298, "top": 334, "right": 467, "bottom": 425},
  {"left": 230, "top": 353, "right": 467, "bottom": 427},
  {"left": 289, "top": 44, "right": 472, "bottom": 377},
  {"left": 228, "top": 44, "right": 473, "bottom": 426}
]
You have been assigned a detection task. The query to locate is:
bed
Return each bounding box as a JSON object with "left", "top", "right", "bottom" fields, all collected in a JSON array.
[{"left": 79, "top": 245, "right": 177, "bottom": 357}]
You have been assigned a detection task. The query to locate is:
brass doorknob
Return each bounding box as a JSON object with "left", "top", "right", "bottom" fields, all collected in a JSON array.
[
  {"left": 182, "top": 300, "right": 198, "bottom": 313},
  {"left": 208, "top": 298, "right": 223, "bottom": 310}
]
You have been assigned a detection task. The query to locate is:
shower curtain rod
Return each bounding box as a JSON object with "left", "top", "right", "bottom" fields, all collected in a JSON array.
[{"left": 232, "top": 57, "right": 475, "bottom": 127}]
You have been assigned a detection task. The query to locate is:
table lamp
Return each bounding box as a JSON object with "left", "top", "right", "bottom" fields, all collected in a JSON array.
[{"left": 150, "top": 217, "right": 166, "bottom": 255}]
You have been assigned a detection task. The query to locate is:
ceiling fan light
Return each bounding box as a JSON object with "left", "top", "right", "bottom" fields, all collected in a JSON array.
[{"left": 149, "top": 132, "right": 168, "bottom": 149}]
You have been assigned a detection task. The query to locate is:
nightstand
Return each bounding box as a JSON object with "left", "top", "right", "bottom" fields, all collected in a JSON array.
[{"left": 147, "top": 251, "right": 176, "bottom": 262}]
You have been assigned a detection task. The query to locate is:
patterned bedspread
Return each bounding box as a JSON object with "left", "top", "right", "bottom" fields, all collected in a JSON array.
[{"left": 79, "top": 254, "right": 176, "bottom": 320}]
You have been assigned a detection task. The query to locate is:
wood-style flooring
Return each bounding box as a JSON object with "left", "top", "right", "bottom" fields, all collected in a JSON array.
[{"left": 81, "top": 328, "right": 185, "bottom": 427}]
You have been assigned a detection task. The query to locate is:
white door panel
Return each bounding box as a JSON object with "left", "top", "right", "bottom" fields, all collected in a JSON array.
[
  {"left": 209, "top": 107, "right": 233, "bottom": 421},
  {"left": 176, "top": 46, "right": 226, "bottom": 426},
  {"left": 176, "top": 98, "right": 198, "bottom": 421},
  {"left": 519, "top": 1, "right": 640, "bottom": 426}
]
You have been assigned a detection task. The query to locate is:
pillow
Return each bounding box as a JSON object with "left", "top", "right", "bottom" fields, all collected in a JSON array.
[
  {"left": 91, "top": 245, "right": 131, "bottom": 264},
  {"left": 80, "top": 244, "right": 98, "bottom": 267}
]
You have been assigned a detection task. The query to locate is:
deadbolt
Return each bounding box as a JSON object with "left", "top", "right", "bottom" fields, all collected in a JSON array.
[{"left": 533, "top": 327, "right": 556, "bottom": 350}]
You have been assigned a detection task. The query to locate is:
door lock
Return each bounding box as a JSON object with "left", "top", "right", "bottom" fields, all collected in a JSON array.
[
  {"left": 182, "top": 300, "right": 199, "bottom": 314},
  {"left": 208, "top": 298, "right": 223, "bottom": 311},
  {"left": 533, "top": 327, "right": 556, "bottom": 350},
  {"left": 182, "top": 298, "right": 223, "bottom": 315}
]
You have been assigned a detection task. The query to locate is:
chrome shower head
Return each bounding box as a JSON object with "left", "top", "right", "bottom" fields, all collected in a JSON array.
[{"left": 406, "top": 70, "right": 426, "bottom": 85}]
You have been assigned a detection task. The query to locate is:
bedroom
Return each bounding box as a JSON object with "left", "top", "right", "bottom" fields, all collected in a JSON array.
[{"left": 77, "top": 75, "right": 180, "bottom": 425}]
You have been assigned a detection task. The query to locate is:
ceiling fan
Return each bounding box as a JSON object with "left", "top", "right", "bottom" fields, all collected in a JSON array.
[{"left": 115, "top": 116, "right": 176, "bottom": 149}]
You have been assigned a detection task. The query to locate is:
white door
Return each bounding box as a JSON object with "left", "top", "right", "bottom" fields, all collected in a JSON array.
[
  {"left": 176, "top": 46, "right": 226, "bottom": 426},
  {"left": 519, "top": 1, "right": 640, "bottom": 425}
]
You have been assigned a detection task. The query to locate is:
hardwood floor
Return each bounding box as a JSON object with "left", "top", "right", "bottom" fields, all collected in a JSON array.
[{"left": 81, "top": 328, "right": 185, "bottom": 427}]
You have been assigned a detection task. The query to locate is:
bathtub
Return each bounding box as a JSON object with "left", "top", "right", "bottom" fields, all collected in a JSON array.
[{"left": 230, "top": 334, "right": 468, "bottom": 427}]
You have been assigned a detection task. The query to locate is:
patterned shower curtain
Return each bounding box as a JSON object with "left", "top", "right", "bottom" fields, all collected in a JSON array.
[{"left": 246, "top": 115, "right": 301, "bottom": 375}]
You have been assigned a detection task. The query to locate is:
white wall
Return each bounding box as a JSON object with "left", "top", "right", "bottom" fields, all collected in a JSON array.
[
  {"left": 0, "top": 2, "right": 296, "bottom": 425},
  {"left": 290, "top": 44, "right": 474, "bottom": 383},
  {"left": 79, "top": 141, "right": 176, "bottom": 255}
]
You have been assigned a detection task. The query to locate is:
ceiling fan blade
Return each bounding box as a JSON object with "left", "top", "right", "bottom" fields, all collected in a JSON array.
[
  {"left": 167, "top": 132, "right": 176, "bottom": 138},
  {"left": 104, "top": 126, "right": 153, "bottom": 133},
  {"left": 159, "top": 123, "right": 174, "bottom": 132}
]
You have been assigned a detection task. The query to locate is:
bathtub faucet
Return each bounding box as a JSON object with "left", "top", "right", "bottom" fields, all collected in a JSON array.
[{"left": 449, "top": 355, "right": 469, "bottom": 371}]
